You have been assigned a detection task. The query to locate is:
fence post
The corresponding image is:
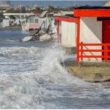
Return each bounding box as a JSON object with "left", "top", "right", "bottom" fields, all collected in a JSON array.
[
  {"left": 57, "top": 21, "right": 59, "bottom": 42},
  {"left": 81, "top": 42, "right": 83, "bottom": 61},
  {"left": 104, "top": 45, "right": 108, "bottom": 62}
]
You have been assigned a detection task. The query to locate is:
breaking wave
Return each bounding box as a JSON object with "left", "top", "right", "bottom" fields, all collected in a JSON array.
[{"left": 0, "top": 41, "right": 109, "bottom": 108}]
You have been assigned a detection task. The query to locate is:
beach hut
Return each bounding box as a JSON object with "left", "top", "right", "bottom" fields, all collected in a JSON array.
[
  {"left": 56, "top": 7, "right": 110, "bottom": 62},
  {"left": 56, "top": 7, "right": 110, "bottom": 82},
  {"left": 55, "top": 17, "right": 78, "bottom": 48},
  {"left": 74, "top": 7, "right": 110, "bottom": 63},
  {"left": 21, "top": 15, "right": 40, "bottom": 32}
]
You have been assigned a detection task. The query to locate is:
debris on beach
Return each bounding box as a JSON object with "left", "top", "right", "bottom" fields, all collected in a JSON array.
[
  {"left": 39, "top": 33, "right": 52, "bottom": 42},
  {"left": 22, "top": 36, "right": 33, "bottom": 42}
]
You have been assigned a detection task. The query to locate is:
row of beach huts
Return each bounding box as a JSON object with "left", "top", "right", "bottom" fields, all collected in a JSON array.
[
  {"left": 0, "top": 10, "right": 72, "bottom": 30},
  {"left": 19, "top": 1, "right": 110, "bottom": 64},
  {"left": 2, "top": 1, "right": 110, "bottom": 82},
  {"left": 7, "top": 5, "right": 110, "bottom": 64},
  {"left": 55, "top": 6, "right": 110, "bottom": 82}
]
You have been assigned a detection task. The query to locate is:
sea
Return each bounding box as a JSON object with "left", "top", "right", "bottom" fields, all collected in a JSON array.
[{"left": 0, "top": 29, "right": 110, "bottom": 109}]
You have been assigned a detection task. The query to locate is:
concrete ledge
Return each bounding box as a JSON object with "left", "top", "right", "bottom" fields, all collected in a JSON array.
[{"left": 62, "top": 61, "right": 110, "bottom": 82}]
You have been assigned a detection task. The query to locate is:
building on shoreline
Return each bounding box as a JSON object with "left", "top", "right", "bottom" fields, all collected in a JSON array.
[
  {"left": 55, "top": 17, "right": 77, "bottom": 48},
  {"left": 0, "top": 1, "right": 11, "bottom": 13},
  {"left": 56, "top": 7, "right": 110, "bottom": 63}
]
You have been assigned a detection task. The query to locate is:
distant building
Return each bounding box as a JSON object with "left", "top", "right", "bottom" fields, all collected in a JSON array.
[
  {"left": 2, "top": 18, "right": 10, "bottom": 28},
  {"left": 0, "top": 1, "right": 11, "bottom": 10},
  {"left": 104, "top": 1, "right": 110, "bottom": 6}
]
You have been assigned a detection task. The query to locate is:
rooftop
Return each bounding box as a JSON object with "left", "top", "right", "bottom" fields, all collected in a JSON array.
[{"left": 74, "top": 6, "right": 110, "bottom": 9}]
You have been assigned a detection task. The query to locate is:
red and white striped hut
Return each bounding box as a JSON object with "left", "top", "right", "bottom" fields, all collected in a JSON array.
[{"left": 56, "top": 7, "right": 110, "bottom": 63}]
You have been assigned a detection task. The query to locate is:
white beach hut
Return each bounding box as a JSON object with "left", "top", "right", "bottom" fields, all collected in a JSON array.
[{"left": 55, "top": 17, "right": 78, "bottom": 48}]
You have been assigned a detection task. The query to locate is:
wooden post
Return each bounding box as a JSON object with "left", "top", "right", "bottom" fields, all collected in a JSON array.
[
  {"left": 57, "top": 21, "right": 59, "bottom": 42},
  {"left": 81, "top": 42, "right": 83, "bottom": 61},
  {"left": 76, "top": 18, "right": 80, "bottom": 63},
  {"left": 104, "top": 45, "right": 108, "bottom": 62}
]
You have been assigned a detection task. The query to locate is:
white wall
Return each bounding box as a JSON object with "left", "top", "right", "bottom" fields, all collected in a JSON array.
[
  {"left": 80, "top": 17, "right": 102, "bottom": 62},
  {"left": 2, "top": 19, "right": 10, "bottom": 28},
  {"left": 61, "top": 21, "right": 77, "bottom": 48}
]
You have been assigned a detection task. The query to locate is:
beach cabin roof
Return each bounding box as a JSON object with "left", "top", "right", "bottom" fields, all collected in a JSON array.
[
  {"left": 74, "top": 7, "right": 110, "bottom": 17},
  {"left": 55, "top": 17, "right": 78, "bottom": 23}
]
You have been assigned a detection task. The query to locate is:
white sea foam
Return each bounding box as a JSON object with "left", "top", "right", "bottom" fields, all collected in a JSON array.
[{"left": 0, "top": 42, "right": 109, "bottom": 108}]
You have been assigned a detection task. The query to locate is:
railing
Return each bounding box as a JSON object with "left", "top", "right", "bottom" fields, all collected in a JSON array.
[{"left": 78, "top": 42, "right": 110, "bottom": 62}]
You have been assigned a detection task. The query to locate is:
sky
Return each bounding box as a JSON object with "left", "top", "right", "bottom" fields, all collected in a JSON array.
[{"left": 9, "top": 0, "right": 107, "bottom": 7}]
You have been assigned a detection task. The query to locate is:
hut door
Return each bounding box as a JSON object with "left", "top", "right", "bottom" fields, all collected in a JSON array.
[
  {"left": 103, "top": 20, "right": 110, "bottom": 61},
  {"left": 103, "top": 21, "right": 110, "bottom": 43}
]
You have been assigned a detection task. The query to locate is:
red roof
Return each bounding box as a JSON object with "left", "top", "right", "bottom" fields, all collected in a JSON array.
[
  {"left": 55, "top": 17, "right": 79, "bottom": 23},
  {"left": 74, "top": 9, "right": 110, "bottom": 17}
]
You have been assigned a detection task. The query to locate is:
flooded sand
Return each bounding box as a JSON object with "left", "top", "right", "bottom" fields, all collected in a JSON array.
[{"left": 0, "top": 30, "right": 110, "bottom": 108}]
